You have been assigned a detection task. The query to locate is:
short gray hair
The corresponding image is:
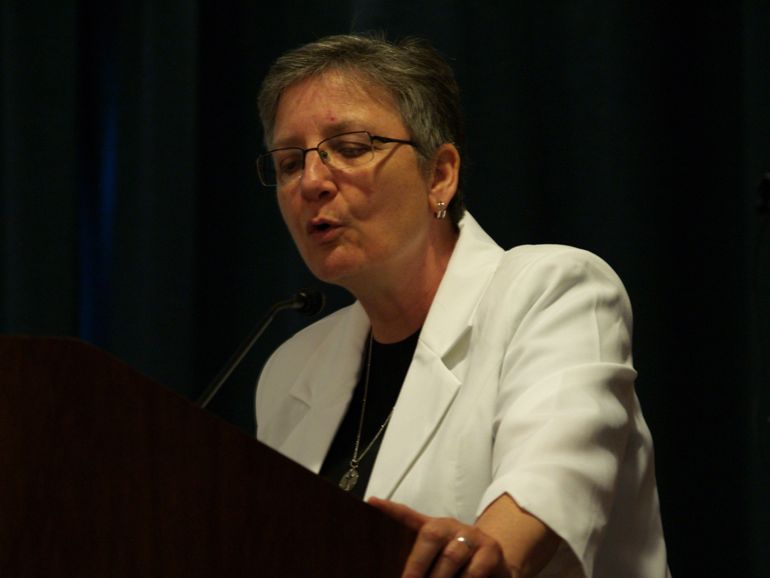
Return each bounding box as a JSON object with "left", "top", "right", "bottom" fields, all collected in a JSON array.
[{"left": 257, "top": 33, "right": 466, "bottom": 226}]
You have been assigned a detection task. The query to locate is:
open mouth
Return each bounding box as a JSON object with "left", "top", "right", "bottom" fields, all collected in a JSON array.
[
  {"left": 308, "top": 217, "right": 340, "bottom": 234},
  {"left": 307, "top": 218, "right": 342, "bottom": 240}
]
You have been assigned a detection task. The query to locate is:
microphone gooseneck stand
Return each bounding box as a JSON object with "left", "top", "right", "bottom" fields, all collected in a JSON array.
[{"left": 196, "top": 289, "right": 324, "bottom": 408}]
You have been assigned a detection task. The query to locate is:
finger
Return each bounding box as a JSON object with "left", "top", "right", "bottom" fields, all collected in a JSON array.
[
  {"left": 427, "top": 533, "right": 476, "bottom": 578},
  {"left": 402, "top": 520, "right": 456, "bottom": 578},
  {"left": 368, "top": 497, "right": 430, "bottom": 532},
  {"left": 458, "top": 541, "right": 508, "bottom": 578}
]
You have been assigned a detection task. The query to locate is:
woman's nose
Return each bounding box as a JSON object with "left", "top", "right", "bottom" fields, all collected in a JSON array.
[{"left": 299, "top": 150, "right": 336, "bottom": 201}]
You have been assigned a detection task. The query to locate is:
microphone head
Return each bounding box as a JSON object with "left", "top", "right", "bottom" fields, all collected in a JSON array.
[{"left": 294, "top": 288, "right": 325, "bottom": 316}]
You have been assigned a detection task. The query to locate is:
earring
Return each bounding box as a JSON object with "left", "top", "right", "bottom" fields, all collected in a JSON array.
[{"left": 435, "top": 201, "right": 447, "bottom": 220}]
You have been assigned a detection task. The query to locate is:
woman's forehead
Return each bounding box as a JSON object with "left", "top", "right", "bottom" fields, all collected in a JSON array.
[{"left": 272, "top": 71, "right": 404, "bottom": 143}]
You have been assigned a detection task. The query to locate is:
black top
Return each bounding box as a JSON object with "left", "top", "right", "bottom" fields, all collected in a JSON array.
[{"left": 319, "top": 329, "right": 420, "bottom": 498}]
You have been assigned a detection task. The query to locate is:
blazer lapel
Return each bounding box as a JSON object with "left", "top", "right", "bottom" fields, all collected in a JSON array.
[
  {"left": 366, "top": 214, "right": 504, "bottom": 499},
  {"left": 364, "top": 338, "right": 464, "bottom": 500},
  {"left": 277, "top": 302, "right": 370, "bottom": 473}
]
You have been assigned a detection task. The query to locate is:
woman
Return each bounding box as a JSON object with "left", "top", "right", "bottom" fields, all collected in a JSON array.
[{"left": 255, "top": 34, "right": 669, "bottom": 578}]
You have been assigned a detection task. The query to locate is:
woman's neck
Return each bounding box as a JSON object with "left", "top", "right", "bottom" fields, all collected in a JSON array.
[{"left": 353, "top": 224, "right": 458, "bottom": 343}]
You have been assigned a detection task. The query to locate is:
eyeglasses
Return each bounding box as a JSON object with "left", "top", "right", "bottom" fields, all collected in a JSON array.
[{"left": 256, "top": 131, "right": 416, "bottom": 187}]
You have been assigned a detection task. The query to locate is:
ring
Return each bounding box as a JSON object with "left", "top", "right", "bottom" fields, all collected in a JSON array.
[{"left": 455, "top": 535, "right": 474, "bottom": 551}]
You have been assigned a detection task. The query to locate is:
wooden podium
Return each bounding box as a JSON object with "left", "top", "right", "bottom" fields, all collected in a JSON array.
[{"left": 0, "top": 336, "right": 415, "bottom": 577}]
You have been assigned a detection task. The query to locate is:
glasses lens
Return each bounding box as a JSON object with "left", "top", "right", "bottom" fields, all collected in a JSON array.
[
  {"left": 256, "top": 154, "right": 275, "bottom": 186},
  {"left": 258, "top": 149, "right": 304, "bottom": 187},
  {"left": 321, "top": 132, "right": 373, "bottom": 170}
]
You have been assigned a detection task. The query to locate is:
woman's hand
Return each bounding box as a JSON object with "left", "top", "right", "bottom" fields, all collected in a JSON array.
[{"left": 368, "top": 497, "right": 517, "bottom": 578}]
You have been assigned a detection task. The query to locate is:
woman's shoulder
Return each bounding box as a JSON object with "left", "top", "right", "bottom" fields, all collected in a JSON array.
[
  {"left": 495, "top": 244, "right": 627, "bottom": 290},
  {"left": 475, "top": 243, "right": 633, "bottom": 328},
  {"left": 267, "top": 302, "right": 357, "bottom": 363},
  {"left": 501, "top": 243, "right": 614, "bottom": 267},
  {"left": 256, "top": 302, "right": 361, "bottom": 432},
  {"left": 459, "top": 215, "right": 623, "bottom": 287}
]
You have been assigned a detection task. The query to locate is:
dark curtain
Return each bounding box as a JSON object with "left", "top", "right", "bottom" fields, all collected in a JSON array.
[{"left": 2, "top": 1, "right": 768, "bottom": 575}]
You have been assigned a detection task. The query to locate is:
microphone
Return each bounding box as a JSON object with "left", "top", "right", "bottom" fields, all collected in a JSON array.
[
  {"left": 196, "top": 288, "right": 325, "bottom": 408},
  {"left": 292, "top": 287, "right": 325, "bottom": 316}
]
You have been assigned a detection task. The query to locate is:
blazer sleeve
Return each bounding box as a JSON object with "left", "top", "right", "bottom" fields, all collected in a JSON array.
[{"left": 476, "top": 246, "right": 641, "bottom": 577}]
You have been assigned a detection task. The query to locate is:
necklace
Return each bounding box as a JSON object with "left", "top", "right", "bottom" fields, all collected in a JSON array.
[{"left": 339, "top": 332, "right": 394, "bottom": 492}]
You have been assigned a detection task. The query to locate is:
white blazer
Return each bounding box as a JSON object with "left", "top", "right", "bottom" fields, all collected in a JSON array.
[{"left": 257, "top": 214, "right": 670, "bottom": 578}]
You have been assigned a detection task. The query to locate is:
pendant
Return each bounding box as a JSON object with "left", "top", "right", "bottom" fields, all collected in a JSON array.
[{"left": 339, "top": 467, "right": 359, "bottom": 491}]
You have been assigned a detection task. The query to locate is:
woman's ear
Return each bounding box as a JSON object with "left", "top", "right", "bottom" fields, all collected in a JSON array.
[{"left": 428, "top": 143, "right": 460, "bottom": 207}]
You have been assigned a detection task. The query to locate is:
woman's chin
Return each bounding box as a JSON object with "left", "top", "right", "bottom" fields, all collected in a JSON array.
[{"left": 307, "top": 257, "right": 362, "bottom": 288}]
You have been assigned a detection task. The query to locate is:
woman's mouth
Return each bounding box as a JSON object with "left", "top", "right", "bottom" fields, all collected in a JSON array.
[{"left": 307, "top": 218, "right": 343, "bottom": 242}]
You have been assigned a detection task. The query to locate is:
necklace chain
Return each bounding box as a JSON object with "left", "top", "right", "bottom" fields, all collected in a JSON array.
[{"left": 339, "top": 332, "right": 394, "bottom": 492}]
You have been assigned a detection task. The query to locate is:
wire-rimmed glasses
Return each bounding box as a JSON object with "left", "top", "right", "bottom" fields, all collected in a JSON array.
[{"left": 256, "top": 131, "right": 416, "bottom": 187}]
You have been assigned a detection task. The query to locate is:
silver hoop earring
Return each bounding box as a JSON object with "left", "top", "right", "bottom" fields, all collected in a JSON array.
[{"left": 435, "top": 201, "right": 447, "bottom": 220}]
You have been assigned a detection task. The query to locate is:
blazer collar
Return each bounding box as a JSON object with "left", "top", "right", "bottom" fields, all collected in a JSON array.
[{"left": 418, "top": 213, "right": 504, "bottom": 360}]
